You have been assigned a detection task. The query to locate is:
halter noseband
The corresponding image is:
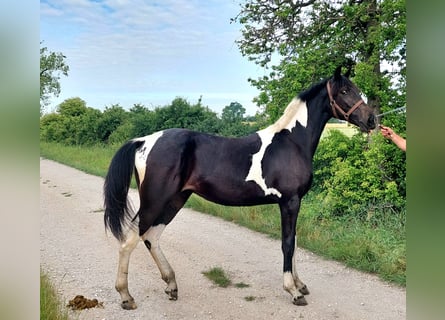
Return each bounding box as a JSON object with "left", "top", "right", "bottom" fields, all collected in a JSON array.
[{"left": 326, "top": 80, "right": 364, "bottom": 121}]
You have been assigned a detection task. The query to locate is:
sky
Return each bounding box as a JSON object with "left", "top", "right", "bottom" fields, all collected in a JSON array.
[{"left": 40, "top": 0, "right": 268, "bottom": 116}]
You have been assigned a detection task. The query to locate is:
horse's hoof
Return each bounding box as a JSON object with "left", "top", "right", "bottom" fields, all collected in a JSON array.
[
  {"left": 299, "top": 285, "right": 310, "bottom": 295},
  {"left": 293, "top": 295, "right": 308, "bottom": 306},
  {"left": 121, "top": 299, "right": 137, "bottom": 310},
  {"left": 165, "top": 288, "right": 178, "bottom": 300}
]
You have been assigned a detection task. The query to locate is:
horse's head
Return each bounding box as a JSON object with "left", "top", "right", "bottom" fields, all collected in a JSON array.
[{"left": 327, "top": 66, "right": 376, "bottom": 132}]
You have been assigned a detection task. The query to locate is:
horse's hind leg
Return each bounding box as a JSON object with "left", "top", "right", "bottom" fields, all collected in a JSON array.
[
  {"left": 141, "top": 224, "right": 178, "bottom": 300},
  {"left": 140, "top": 191, "right": 191, "bottom": 301},
  {"left": 115, "top": 228, "right": 139, "bottom": 310}
]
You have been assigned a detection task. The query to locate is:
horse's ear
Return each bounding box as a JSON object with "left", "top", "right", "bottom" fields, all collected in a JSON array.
[
  {"left": 345, "top": 66, "right": 351, "bottom": 78},
  {"left": 344, "top": 57, "right": 355, "bottom": 78},
  {"left": 334, "top": 66, "right": 342, "bottom": 80}
]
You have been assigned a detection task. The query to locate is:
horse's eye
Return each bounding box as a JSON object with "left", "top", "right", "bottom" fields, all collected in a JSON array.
[{"left": 341, "top": 90, "right": 348, "bottom": 95}]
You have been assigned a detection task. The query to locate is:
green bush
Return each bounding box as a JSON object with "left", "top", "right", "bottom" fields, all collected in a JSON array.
[
  {"left": 96, "top": 104, "right": 128, "bottom": 143},
  {"left": 108, "top": 121, "right": 134, "bottom": 145},
  {"left": 40, "top": 97, "right": 259, "bottom": 146},
  {"left": 40, "top": 113, "right": 66, "bottom": 142},
  {"left": 312, "top": 129, "right": 405, "bottom": 222}
]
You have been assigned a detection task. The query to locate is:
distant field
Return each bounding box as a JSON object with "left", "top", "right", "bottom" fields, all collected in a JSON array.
[{"left": 322, "top": 122, "right": 358, "bottom": 139}]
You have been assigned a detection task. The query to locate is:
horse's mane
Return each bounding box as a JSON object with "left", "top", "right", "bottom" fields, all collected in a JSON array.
[
  {"left": 298, "top": 79, "right": 327, "bottom": 102},
  {"left": 298, "top": 75, "right": 349, "bottom": 102}
]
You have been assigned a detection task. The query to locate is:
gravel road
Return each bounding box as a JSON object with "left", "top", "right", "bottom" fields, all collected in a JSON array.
[{"left": 40, "top": 158, "right": 405, "bottom": 320}]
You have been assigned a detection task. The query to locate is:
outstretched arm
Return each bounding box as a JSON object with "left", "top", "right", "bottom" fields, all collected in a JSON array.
[{"left": 380, "top": 125, "right": 406, "bottom": 152}]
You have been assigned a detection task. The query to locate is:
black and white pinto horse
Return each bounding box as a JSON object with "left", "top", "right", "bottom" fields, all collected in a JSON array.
[{"left": 104, "top": 67, "right": 376, "bottom": 309}]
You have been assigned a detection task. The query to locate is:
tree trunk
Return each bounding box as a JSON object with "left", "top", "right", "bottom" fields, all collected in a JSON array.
[{"left": 363, "top": 0, "right": 381, "bottom": 120}]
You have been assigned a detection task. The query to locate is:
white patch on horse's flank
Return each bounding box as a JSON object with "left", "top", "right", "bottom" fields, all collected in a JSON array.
[
  {"left": 245, "top": 99, "right": 308, "bottom": 197},
  {"left": 134, "top": 131, "right": 164, "bottom": 186}
]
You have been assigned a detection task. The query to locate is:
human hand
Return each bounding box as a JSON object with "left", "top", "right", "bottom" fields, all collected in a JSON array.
[{"left": 379, "top": 125, "right": 394, "bottom": 139}]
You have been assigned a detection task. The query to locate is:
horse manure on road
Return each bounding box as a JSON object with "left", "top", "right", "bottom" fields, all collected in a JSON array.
[{"left": 67, "top": 295, "right": 103, "bottom": 310}]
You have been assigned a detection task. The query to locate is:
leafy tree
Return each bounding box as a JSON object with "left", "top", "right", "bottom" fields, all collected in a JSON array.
[
  {"left": 97, "top": 104, "right": 128, "bottom": 143},
  {"left": 57, "top": 97, "right": 87, "bottom": 117},
  {"left": 40, "top": 113, "right": 66, "bottom": 142},
  {"left": 74, "top": 107, "right": 103, "bottom": 145},
  {"left": 129, "top": 103, "right": 150, "bottom": 117},
  {"left": 221, "top": 102, "right": 246, "bottom": 123},
  {"left": 55, "top": 98, "right": 88, "bottom": 144},
  {"left": 128, "top": 103, "right": 155, "bottom": 137},
  {"left": 40, "top": 43, "right": 69, "bottom": 114},
  {"left": 108, "top": 121, "right": 134, "bottom": 145},
  {"left": 152, "top": 97, "right": 222, "bottom": 134},
  {"left": 40, "top": 97, "right": 102, "bottom": 145},
  {"left": 220, "top": 102, "right": 257, "bottom": 137},
  {"left": 233, "top": 0, "right": 406, "bottom": 122}
]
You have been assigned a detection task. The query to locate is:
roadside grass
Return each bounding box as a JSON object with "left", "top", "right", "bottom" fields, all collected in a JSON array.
[
  {"left": 40, "top": 141, "right": 405, "bottom": 286},
  {"left": 40, "top": 270, "right": 70, "bottom": 320},
  {"left": 297, "top": 208, "right": 406, "bottom": 284},
  {"left": 186, "top": 196, "right": 282, "bottom": 239},
  {"left": 40, "top": 142, "right": 119, "bottom": 178},
  {"left": 189, "top": 195, "right": 406, "bottom": 285}
]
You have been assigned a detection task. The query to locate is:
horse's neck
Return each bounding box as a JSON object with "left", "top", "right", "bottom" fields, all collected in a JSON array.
[
  {"left": 266, "top": 98, "right": 308, "bottom": 133},
  {"left": 264, "top": 98, "right": 330, "bottom": 156}
]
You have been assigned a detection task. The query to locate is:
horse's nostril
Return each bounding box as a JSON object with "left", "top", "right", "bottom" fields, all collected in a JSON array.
[{"left": 368, "top": 115, "right": 376, "bottom": 127}]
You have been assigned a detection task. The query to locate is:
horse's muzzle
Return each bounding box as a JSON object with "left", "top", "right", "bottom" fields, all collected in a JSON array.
[{"left": 367, "top": 114, "right": 376, "bottom": 130}]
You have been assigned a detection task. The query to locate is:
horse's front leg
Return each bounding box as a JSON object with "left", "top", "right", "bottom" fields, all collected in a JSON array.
[{"left": 279, "top": 196, "right": 309, "bottom": 306}]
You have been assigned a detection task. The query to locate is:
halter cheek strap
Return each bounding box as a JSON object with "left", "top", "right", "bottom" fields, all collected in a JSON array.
[{"left": 326, "top": 81, "right": 364, "bottom": 121}]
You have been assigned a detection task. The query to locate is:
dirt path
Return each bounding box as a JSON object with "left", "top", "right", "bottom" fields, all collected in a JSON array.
[{"left": 40, "top": 158, "right": 405, "bottom": 320}]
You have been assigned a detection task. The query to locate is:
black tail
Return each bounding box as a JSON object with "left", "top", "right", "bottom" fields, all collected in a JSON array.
[{"left": 104, "top": 139, "right": 145, "bottom": 241}]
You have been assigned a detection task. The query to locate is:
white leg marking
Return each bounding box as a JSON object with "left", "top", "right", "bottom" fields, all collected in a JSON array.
[
  {"left": 283, "top": 271, "right": 299, "bottom": 297},
  {"left": 292, "top": 235, "right": 305, "bottom": 289},
  {"left": 283, "top": 236, "right": 308, "bottom": 305},
  {"left": 141, "top": 224, "right": 166, "bottom": 251},
  {"left": 245, "top": 99, "right": 308, "bottom": 197},
  {"left": 141, "top": 224, "right": 178, "bottom": 299},
  {"left": 284, "top": 270, "right": 307, "bottom": 305},
  {"left": 283, "top": 237, "right": 300, "bottom": 296},
  {"left": 134, "top": 131, "right": 164, "bottom": 186},
  {"left": 115, "top": 228, "right": 140, "bottom": 308}
]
